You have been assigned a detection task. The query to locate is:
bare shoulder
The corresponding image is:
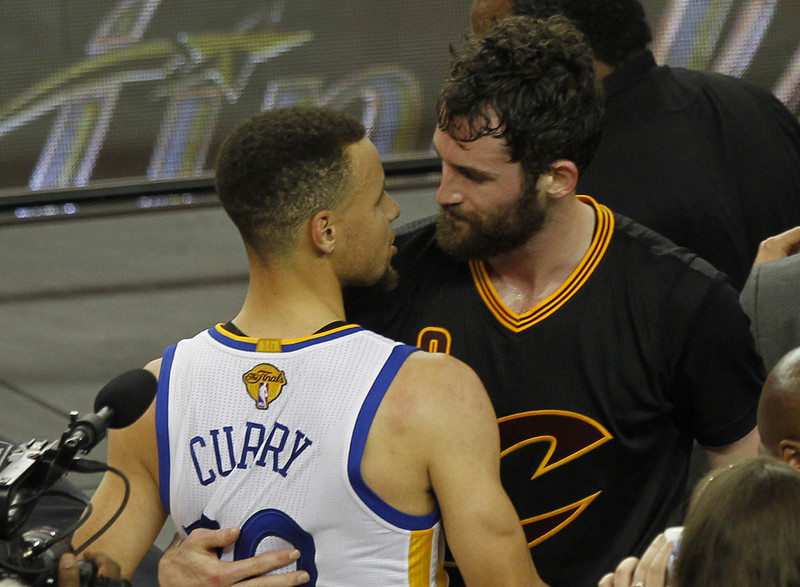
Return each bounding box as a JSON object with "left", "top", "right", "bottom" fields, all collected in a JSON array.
[
  {"left": 386, "top": 350, "right": 497, "bottom": 427},
  {"left": 399, "top": 350, "right": 485, "bottom": 394},
  {"left": 144, "top": 357, "right": 162, "bottom": 380}
]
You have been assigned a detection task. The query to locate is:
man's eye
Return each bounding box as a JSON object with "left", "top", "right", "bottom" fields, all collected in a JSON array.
[{"left": 463, "top": 170, "right": 486, "bottom": 182}]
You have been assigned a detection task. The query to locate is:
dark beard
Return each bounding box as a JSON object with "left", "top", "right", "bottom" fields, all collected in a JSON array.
[{"left": 435, "top": 185, "right": 546, "bottom": 260}]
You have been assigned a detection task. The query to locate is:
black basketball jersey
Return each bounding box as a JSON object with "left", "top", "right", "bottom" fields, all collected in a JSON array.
[{"left": 344, "top": 197, "right": 764, "bottom": 587}]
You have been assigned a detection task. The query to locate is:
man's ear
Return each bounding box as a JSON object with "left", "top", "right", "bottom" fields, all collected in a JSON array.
[
  {"left": 541, "top": 159, "right": 579, "bottom": 200},
  {"left": 779, "top": 439, "right": 800, "bottom": 468},
  {"left": 310, "top": 209, "right": 336, "bottom": 254}
]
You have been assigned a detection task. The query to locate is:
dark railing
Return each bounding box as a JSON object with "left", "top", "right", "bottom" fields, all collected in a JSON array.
[{"left": 0, "top": 157, "right": 441, "bottom": 226}]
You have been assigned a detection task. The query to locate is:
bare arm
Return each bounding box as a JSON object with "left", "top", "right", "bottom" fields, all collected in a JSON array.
[
  {"left": 71, "top": 361, "right": 167, "bottom": 578},
  {"left": 702, "top": 426, "right": 760, "bottom": 470},
  {"left": 404, "top": 354, "right": 547, "bottom": 587}
]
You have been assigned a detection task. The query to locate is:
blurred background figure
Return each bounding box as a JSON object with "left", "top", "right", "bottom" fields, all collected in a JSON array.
[
  {"left": 741, "top": 226, "right": 800, "bottom": 371},
  {"left": 758, "top": 345, "right": 800, "bottom": 464}
]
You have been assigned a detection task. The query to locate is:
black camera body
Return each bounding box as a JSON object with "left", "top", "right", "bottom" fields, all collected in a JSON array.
[
  {"left": 0, "top": 526, "right": 93, "bottom": 586},
  {"left": 0, "top": 440, "right": 128, "bottom": 587},
  {"left": 0, "top": 371, "right": 158, "bottom": 587}
]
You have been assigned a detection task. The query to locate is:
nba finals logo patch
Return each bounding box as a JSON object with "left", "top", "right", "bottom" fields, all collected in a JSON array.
[{"left": 243, "top": 364, "right": 287, "bottom": 410}]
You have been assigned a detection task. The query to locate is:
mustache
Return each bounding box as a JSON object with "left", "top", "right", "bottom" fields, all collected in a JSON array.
[{"left": 439, "top": 204, "right": 472, "bottom": 222}]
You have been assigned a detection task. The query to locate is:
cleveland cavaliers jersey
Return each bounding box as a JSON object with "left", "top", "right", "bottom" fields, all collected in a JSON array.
[
  {"left": 345, "top": 197, "right": 763, "bottom": 586},
  {"left": 155, "top": 323, "right": 447, "bottom": 587}
]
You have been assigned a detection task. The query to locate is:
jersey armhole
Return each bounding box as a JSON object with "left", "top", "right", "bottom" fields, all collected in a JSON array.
[{"left": 347, "top": 345, "right": 440, "bottom": 530}]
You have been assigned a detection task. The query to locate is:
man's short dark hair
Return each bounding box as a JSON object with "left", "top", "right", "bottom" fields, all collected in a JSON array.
[
  {"left": 512, "top": 0, "right": 652, "bottom": 66},
  {"left": 438, "top": 15, "right": 603, "bottom": 179},
  {"left": 215, "top": 106, "right": 366, "bottom": 253}
]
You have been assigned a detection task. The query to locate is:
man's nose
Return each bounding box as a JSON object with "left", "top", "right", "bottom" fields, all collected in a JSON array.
[{"left": 436, "top": 168, "right": 465, "bottom": 206}]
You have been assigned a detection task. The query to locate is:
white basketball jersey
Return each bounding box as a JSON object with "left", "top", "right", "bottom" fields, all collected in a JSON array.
[{"left": 155, "top": 323, "right": 448, "bottom": 586}]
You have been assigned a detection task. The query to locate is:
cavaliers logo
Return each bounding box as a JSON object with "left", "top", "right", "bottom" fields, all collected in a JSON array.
[{"left": 243, "top": 364, "right": 287, "bottom": 410}]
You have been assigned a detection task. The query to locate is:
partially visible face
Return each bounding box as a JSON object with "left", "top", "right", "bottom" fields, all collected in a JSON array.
[
  {"left": 432, "top": 124, "right": 548, "bottom": 260},
  {"left": 335, "top": 137, "right": 401, "bottom": 289},
  {"left": 471, "top": 0, "right": 515, "bottom": 36}
]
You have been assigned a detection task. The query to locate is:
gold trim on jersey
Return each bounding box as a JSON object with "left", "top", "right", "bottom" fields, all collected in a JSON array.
[
  {"left": 408, "top": 527, "right": 447, "bottom": 587},
  {"left": 497, "top": 409, "right": 613, "bottom": 478},
  {"left": 521, "top": 491, "right": 601, "bottom": 548},
  {"left": 213, "top": 322, "right": 359, "bottom": 349},
  {"left": 416, "top": 327, "right": 453, "bottom": 354},
  {"left": 469, "top": 196, "right": 614, "bottom": 333}
]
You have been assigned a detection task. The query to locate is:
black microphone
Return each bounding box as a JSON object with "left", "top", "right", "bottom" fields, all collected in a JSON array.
[
  {"left": 94, "top": 369, "right": 159, "bottom": 429},
  {"left": 59, "top": 369, "right": 159, "bottom": 454}
]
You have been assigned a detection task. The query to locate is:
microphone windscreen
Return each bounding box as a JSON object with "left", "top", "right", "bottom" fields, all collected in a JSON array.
[{"left": 94, "top": 369, "right": 158, "bottom": 428}]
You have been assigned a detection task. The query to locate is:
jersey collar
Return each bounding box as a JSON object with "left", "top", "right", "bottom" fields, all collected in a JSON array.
[
  {"left": 208, "top": 322, "right": 364, "bottom": 352},
  {"left": 470, "top": 195, "right": 614, "bottom": 332}
]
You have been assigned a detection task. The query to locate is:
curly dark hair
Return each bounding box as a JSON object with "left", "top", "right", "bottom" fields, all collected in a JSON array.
[
  {"left": 512, "top": 0, "right": 652, "bottom": 66},
  {"left": 438, "top": 15, "right": 603, "bottom": 179},
  {"left": 215, "top": 106, "right": 365, "bottom": 253}
]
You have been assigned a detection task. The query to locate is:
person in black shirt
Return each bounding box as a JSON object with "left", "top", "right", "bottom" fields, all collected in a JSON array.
[
  {"left": 345, "top": 15, "right": 763, "bottom": 586},
  {"left": 471, "top": 0, "right": 800, "bottom": 291}
]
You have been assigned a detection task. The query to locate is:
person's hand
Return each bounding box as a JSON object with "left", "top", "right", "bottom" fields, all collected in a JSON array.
[
  {"left": 158, "top": 527, "right": 310, "bottom": 586},
  {"left": 598, "top": 533, "right": 673, "bottom": 587},
  {"left": 752, "top": 226, "right": 800, "bottom": 266},
  {"left": 57, "top": 553, "right": 81, "bottom": 587},
  {"left": 58, "top": 551, "right": 122, "bottom": 587}
]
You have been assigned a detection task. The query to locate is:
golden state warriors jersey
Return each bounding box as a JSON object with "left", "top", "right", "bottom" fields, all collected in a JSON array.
[{"left": 155, "top": 323, "right": 447, "bottom": 586}]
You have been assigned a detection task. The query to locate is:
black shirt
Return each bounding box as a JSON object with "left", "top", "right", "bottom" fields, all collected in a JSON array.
[
  {"left": 579, "top": 50, "right": 800, "bottom": 291},
  {"left": 345, "top": 198, "right": 764, "bottom": 586}
]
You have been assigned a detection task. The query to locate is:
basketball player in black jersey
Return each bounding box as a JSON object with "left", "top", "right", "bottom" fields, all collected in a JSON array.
[{"left": 345, "top": 16, "right": 763, "bottom": 586}]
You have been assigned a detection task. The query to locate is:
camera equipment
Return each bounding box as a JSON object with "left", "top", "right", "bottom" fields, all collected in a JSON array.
[{"left": 0, "top": 370, "right": 158, "bottom": 586}]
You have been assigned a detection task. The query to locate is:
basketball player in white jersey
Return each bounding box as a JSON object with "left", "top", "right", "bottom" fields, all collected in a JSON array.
[{"left": 72, "top": 106, "right": 545, "bottom": 587}]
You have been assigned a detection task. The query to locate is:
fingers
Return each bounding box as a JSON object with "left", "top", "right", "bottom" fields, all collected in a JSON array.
[
  {"left": 597, "top": 556, "right": 638, "bottom": 586},
  {"left": 240, "top": 571, "right": 310, "bottom": 586},
  {"left": 753, "top": 226, "right": 800, "bottom": 266},
  {"left": 613, "top": 556, "right": 639, "bottom": 586},
  {"left": 182, "top": 526, "right": 241, "bottom": 550},
  {"left": 644, "top": 534, "right": 674, "bottom": 575},
  {"left": 222, "top": 549, "right": 309, "bottom": 585},
  {"left": 82, "top": 550, "right": 123, "bottom": 579},
  {"left": 597, "top": 535, "right": 673, "bottom": 587},
  {"left": 629, "top": 534, "right": 671, "bottom": 587},
  {"left": 58, "top": 553, "right": 81, "bottom": 587},
  {"left": 237, "top": 551, "right": 310, "bottom": 586}
]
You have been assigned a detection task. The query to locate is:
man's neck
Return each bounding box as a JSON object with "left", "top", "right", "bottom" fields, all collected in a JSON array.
[
  {"left": 483, "top": 197, "right": 597, "bottom": 313},
  {"left": 232, "top": 258, "right": 346, "bottom": 340}
]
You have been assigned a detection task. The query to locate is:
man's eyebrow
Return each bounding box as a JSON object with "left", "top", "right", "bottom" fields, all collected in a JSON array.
[
  {"left": 458, "top": 164, "right": 494, "bottom": 179},
  {"left": 433, "top": 137, "right": 497, "bottom": 179},
  {"left": 441, "top": 156, "right": 495, "bottom": 180}
]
